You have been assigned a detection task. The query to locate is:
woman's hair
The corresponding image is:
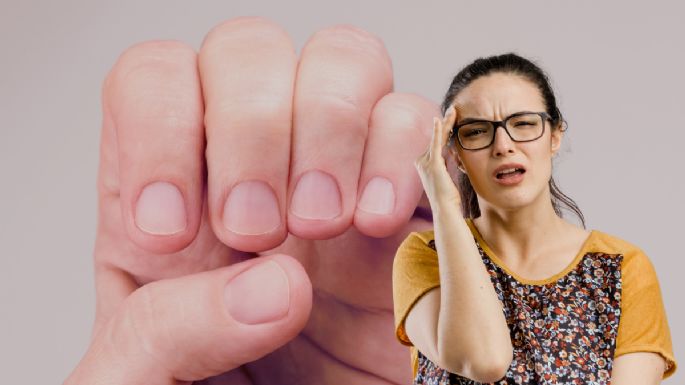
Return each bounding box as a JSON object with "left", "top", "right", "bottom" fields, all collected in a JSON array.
[{"left": 442, "top": 52, "right": 586, "bottom": 228}]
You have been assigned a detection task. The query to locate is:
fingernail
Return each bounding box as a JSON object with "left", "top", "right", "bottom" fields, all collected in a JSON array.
[
  {"left": 358, "top": 176, "right": 395, "bottom": 215},
  {"left": 290, "top": 170, "right": 342, "bottom": 220},
  {"left": 223, "top": 180, "right": 281, "bottom": 235},
  {"left": 224, "top": 260, "right": 290, "bottom": 325},
  {"left": 135, "top": 181, "right": 187, "bottom": 235}
]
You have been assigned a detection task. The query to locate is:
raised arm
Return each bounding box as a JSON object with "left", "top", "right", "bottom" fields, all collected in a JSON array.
[{"left": 406, "top": 107, "right": 513, "bottom": 383}]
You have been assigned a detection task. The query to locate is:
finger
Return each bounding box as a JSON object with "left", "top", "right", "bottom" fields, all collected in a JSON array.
[
  {"left": 441, "top": 104, "right": 457, "bottom": 148},
  {"left": 354, "top": 93, "right": 439, "bottom": 237},
  {"left": 199, "top": 17, "right": 296, "bottom": 252},
  {"left": 443, "top": 103, "right": 464, "bottom": 168},
  {"left": 288, "top": 25, "right": 393, "bottom": 239},
  {"left": 437, "top": 105, "right": 456, "bottom": 163},
  {"left": 431, "top": 116, "right": 441, "bottom": 159},
  {"left": 103, "top": 40, "right": 204, "bottom": 255},
  {"left": 66, "top": 254, "right": 312, "bottom": 385}
]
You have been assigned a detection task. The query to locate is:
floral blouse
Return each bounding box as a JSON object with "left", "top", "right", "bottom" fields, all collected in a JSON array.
[{"left": 392, "top": 218, "right": 677, "bottom": 384}]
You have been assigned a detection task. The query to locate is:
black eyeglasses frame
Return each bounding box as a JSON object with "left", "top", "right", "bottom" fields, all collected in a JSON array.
[{"left": 448, "top": 111, "right": 552, "bottom": 151}]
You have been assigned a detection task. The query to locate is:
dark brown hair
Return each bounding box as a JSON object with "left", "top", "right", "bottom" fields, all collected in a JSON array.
[{"left": 442, "top": 52, "right": 585, "bottom": 228}]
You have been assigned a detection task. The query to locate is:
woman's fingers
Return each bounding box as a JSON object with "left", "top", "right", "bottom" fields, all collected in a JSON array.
[
  {"left": 441, "top": 104, "right": 457, "bottom": 149},
  {"left": 288, "top": 25, "right": 393, "bottom": 239},
  {"left": 66, "top": 254, "right": 312, "bottom": 385},
  {"left": 414, "top": 103, "right": 463, "bottom": 206},
  {"left": 101, "top": 40, "right": 205, "bottom": 255},
  {"left": 354, "top": 93, "right": 439, "bottom": 237},
  {"left": 199, "top": 17, "right": 297, "bottom": 252}
]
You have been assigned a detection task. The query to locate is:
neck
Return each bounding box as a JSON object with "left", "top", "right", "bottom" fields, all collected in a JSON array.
[{"left": 472, "top": 189, "right": 567, "bottom": 265}]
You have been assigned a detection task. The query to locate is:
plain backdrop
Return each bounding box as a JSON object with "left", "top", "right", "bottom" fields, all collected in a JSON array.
[{"left": 1, "top": 0, "right": 683, "bottom": 383}]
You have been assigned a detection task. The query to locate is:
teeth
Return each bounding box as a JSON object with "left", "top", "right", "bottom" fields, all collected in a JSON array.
[{"left": 496, "top": 167, "right": 524, "bottom": 178}]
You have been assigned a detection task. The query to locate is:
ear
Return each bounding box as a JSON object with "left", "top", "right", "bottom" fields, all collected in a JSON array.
[
  {"left": 448, "top": 145, "right": 468, "bottom": 174},
  {"left": 550, "top": 122, "right": 564, "bottom": 156}
]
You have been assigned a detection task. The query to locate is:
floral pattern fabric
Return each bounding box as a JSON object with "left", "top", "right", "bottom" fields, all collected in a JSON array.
[{"left": 414, "top": 238, "right": 623, "bottom": 385}]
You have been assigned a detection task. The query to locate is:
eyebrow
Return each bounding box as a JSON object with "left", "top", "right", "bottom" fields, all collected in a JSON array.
[
  {"left": 456, "top": 111, "right": 539, "bottom": 125},
  {"left": 456, "top": 117, "right": 487, "bottom": 125}
]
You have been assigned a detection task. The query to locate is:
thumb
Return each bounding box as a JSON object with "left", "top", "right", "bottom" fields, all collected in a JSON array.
[{"left": 65, "top": 254, "right": 312, "bottom": 385}]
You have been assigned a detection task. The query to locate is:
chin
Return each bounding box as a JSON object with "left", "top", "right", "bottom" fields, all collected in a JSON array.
[
  {"left": 479, "top": 189, "right": 539, "bottom": 212},
  {"left": 472, "top": 174, "right": 550, "bottom": 212}
]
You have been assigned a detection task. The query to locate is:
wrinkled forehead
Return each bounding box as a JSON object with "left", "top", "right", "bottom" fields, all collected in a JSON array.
[{"left": 450, "top": 73, "right": 546, "bottom": 121}]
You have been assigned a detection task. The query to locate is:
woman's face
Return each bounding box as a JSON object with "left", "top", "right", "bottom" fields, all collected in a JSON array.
[{"left": 448, "top": 72, "right": 563, "bottom": 212}]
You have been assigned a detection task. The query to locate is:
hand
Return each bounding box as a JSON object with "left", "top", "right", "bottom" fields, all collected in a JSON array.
[
  {"left": 414, "top": 105, "right": 463, "bottom": 209},
  {"left": 64, "top": 17, "right": 440, "bottom": 385}
]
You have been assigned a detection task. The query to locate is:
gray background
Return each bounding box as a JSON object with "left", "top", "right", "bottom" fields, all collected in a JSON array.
[{"left": 1, "top": 0, "right": 682, "bottom": 383}]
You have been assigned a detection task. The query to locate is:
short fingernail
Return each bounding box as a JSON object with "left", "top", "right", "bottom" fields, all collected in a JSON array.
[
  {"left": 358, "top": 176, "right": 395, "bottom": 215},
  {"left": 223, "top": 180, "right": 281, "bottom": 235},
  {"left": 135, "top": 181, "right": 187, "bottom": 235},
  {"left": 290, "top": 170, "right": 342, "bottom": 220},
  {"left": 224, "top": 260, "right": 291, "bottom": 325}
]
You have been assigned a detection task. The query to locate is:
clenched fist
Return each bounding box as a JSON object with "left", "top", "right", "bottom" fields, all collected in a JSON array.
[{"left": 65, "top": 16, "right": 441, "bottom": 385}]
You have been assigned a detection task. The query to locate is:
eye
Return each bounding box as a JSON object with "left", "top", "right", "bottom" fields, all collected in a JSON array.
[
  {"left": 463, "top": 128, "right": 487, "bottom": 137},
  {"left": 509, "top": 113, "right": 542, "bottom": 128},
  {"left": 460, "top": 122, "right": 490, "bottom": 138}
]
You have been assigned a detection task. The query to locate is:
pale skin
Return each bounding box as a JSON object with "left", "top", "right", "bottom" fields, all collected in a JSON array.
[
  {"left": 63, "top": 16, "right": 666, "bottom": 385},
  {"left": 408, "top": 72, "right": 666, "bottom": 383},
  {"left": 65, "top": 17, "right": 439, "bottom": 385}
]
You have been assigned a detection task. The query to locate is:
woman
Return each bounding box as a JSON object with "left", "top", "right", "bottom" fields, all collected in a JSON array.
[{"left": 392, "top": 53, "right": 677, "bottom": 384}]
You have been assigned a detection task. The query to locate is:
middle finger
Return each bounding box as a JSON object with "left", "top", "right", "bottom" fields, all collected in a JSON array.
[{"left": 200, "top": 17, "right": 297, "bottom": 252}]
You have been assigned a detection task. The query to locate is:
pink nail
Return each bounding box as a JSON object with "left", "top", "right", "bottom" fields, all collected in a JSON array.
[
  {"left": 358, "top": 176, "right": 395, "bottom": 215},
  {"left": 224, "top": 260, "right": 291, "bottom": 325},
  {"left": 223, "top": 180, "right": 281, "bottom": 235},
  {"left": 290, "top": 170, "right": 342, "bottom": 220},
  {"left": 135, "top": 181, "right": 187, "bottom": 235}
]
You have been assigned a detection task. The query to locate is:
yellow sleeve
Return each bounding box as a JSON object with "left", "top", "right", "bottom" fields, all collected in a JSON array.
[
  {"left": 615, "top": 248, "right": 677, "bottom": 379},
  {"left": 392, "top": 231, "right": 441, "bottom": 346}
]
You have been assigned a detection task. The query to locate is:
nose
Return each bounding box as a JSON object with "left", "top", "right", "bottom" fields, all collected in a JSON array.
[{"left": 491, "top": 124, "right": 515, "bottom": 156}]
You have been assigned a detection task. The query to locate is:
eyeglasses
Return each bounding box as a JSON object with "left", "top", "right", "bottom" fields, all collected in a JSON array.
[{"left": 449, "top": 111, "right": 552, "bottom": 151}]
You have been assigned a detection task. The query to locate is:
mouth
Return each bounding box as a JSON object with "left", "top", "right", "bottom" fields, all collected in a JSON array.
[
  {"left": 493, "top": 163, "right": 527, "bottom": 180},
  {"left": 494, "top": 167, "right": 526, "bottom": 180}
]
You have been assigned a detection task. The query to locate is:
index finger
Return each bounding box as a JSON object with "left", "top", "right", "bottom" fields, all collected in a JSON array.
[
  {"left": 431, "top": 104, "right": 456, "bottom": 157},
  {"left": 443, "top": 103, "right": 460, "bottom": 147}
]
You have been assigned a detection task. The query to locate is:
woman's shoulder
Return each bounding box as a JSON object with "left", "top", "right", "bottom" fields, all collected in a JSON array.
[
  {"left": 588, "top": 229, "right": 654, "bottom": 272},
  {"left": 397, "top": 228, "right": 437, "bottom": 253},
  {"left": 406, "top": 228, "right": 435, "bottom": 243}
]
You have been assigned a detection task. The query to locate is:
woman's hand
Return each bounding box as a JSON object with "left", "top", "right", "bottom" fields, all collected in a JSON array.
[
  {"left": 414, "top": 105, "right": 463, "bottom": 210},
  {"left": 64, "top": 17, "right": 441, "bottom": 385}
]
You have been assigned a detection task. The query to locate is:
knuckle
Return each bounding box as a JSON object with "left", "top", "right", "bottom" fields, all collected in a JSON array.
[
  {"left": 112, "top": 40, "right": 196, "bottom": 84},
  {"left": 120, "top": 40, "right": 196, "bottom": 61},
  {"left": 295, "top": 93, "right": 367, "bottom": 135},
  {"left": 312, "top": 24, "right": 385, "bottom": 52},
  {"left": 307, "top": 25, "right": 391, "bottom": 68},
  {"left": 201, "top": 17, "right": 289, "bottom": 54},
  {"left": 313, "top": 93, "right": 361, "bottom": 114},
  {"left": 373, "top": 94, "right": 425, "bottom": 135},
  {"left": 205, "top": 95, "right": 289, "bottom": 127},
  {"left": 104, "top": 41, "right": 202, "bottom": 129}
]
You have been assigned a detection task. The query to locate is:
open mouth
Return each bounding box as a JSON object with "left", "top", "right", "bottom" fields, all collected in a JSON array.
[{"left": 495, "top": 167, "right": 526, "bottom": 179}]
